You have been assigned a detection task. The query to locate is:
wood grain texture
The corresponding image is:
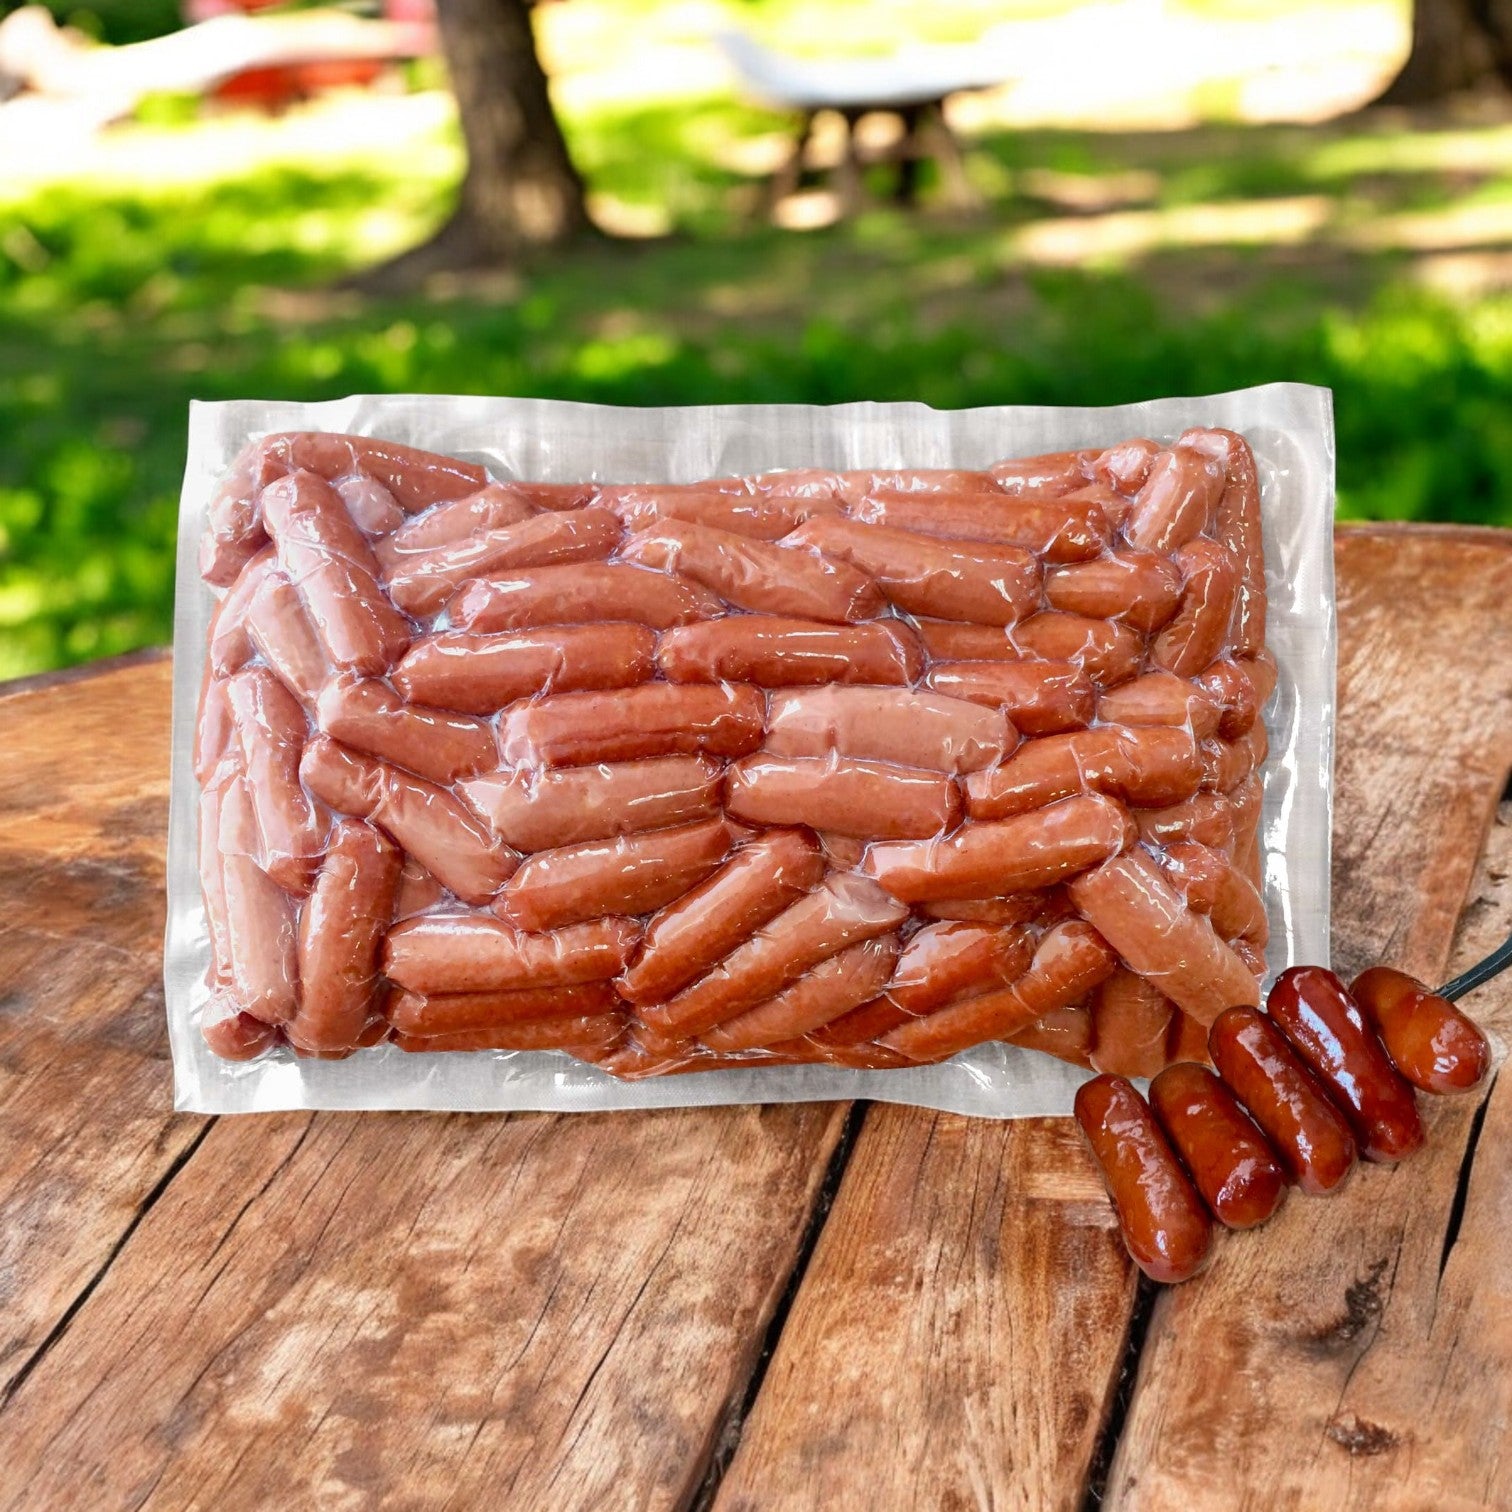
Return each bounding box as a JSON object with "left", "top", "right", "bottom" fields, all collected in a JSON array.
[
  {"left": 713, "top": 1111, "right": 1138, "bottom": 1512},
  {"left": 0, "top": 659, "right": 201, "bottom": 1397},
  {"left": 0, "top": 1102, "right": 846, "bottom": 1509},
  {"left": 1102, "top": 528, "right": 1512, "bottom": 1511}
]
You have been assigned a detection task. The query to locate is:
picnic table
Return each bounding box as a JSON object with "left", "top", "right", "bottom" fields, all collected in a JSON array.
[{"left": 2, "top": 521, "right": 1510, "bottom": 1509}]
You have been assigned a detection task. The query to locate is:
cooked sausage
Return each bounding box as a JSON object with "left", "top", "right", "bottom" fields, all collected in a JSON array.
[
  {"left": 1156, "top": 840, "right": 1268, "bottom": 946},
  {"left": 882, "top": 919, "right": 1117, "bottom": 1062},
  {"left": 1267, "top": 966, "right": 1425, "bottom": 1163},
  {"left": 725, "top": 755, "right": 960, "bottom": 840},
  {"left": 194, "top": 675, "right": 237, "bottom": 785},
  {"left": 260, "top": 470, "right": 412, "bottom": 675},
  {"left": 701, "top": 935, "right": 901, "bottom": 1051},
  {"left": 1091, "top": 968, "right": 1175, "bottom": 1079},
  {"left": 317, "top": 676, "right": 496, "bottom": 785},
  {"left": 920, "top": 893, "right": 1053, "bottom": 925},
  {"left": 1181, "top": 427, "right": 1266, "bottom": 655},
  {"left": 393, "top": 624, "right": 656, "bottom": 715},
  {"left": 372, "top": 482, "right": 536, "bottom": 572},
  {"left": 1007, "top": 1004, "right": 1095, "bottom": 1069},
  {"left": 386, "top": 508, "right": 624, "bottom": 617},
  {"left": 1207, "top": 1005, "right": 1357, "bottom": 1195},
  {"left": 846, "top": 490, "right": 1109, "bottom": 562},
  {"left": 1074, "top": 1073, "right": 1214, "bottom": 1284},
  {"left": 218, "top": 777, "right": 300, "bottom": 1023},
  {"left": 1012, "top": 612, "right": 1145, "bottom": 687},
  {"left": 199, "top": 774, "right": 234, "bottom": 979},
  {"left": 498, "top": 682, "right": 766, "bottom": 767},
  {"left": 1151, "top": 539, "right": 1241, "bottom": 678},
  {"left": 508, "top": 480, "right": 601, "bottom": 512},
  {"left": 209, "top": 547, "right": 278, "bottom": 675},
  {"left": 617, "top": 829, "right": 826, "bottom": 1006},
  {"left": 335, "top": 476, "right": 404, "bottom": 535},
  {"left": 1068, "top": 848, "right": 1261, "bottom": 1023},
  {"left": 383, "top": 912, "right": 642, "bottom": 994},
  {"left": 1149, "top": 1061, "right": 1287, "bottom": 1230},
  {"left": 762, "top": 685, "right": 1012, "bottom": 774},
  {"left": 1097, "top": 671, "right": 1223, "bottom": 739},
  {"left": 461, "top": 756, "right": 722, "bottom": 853},
  {"left": 924, "top": 660, "right": 1096, "bottom": 736},
  {"left": 751, "top": 467, "right": 843, "bottom": 499},
  {"left": 657, "top": 616, "right": 923, "bottom": 686},
  {"left": 884, "top": 920, "right": 1037, "bottom": 1019},
  {"left": 1044, "top": 550, "right": 1183, "bottom": 632},
  {"left": 286, "top": 818, "right": 402, "bottom": 1052},
  {"left": 611, "top": 487, "right": 838, "bottom": 540},
  {"left": 244, "top": 572, "right": 329, "bottom": 707},
  {"left": 863, "top": 793, "right": 1134, "bottom": 903},
  {"left": 963, "top": 725, "right": 1202, "bottom": 819},
  {"left": 449, "top": 563, "right": 722, "bottom": 631},
  {"left": 300, "top": 735, "right": 517, "bottom": 904},
  {"left": 495, "top": 817, "right": 734, "bottom": 931},
  {"left": 1349, "top": 966, "right": 1491, "bottom": 1094},
  {"left": 1165, "top": 1009, "right": 1212, "bottom": 1066},
  {"left": 387, "top": 980, "right": 621, "bottom": 1036},
  {"left": 201, "top": 998, "right": 282, "bottom": 1060},
  {"left": 638, "top": 871, "right": 908, "bottom": 1038},
  {"left": 1090, "top": 438, "right": 1160, "bottom": 494},
  {"left": 620, "top": 517, "right": 883, "bottom": 622},
  {"left": 841, "top": 467, "right": 999, "bottom": 500},
  {"left": 1193, "top": 657, "right": 1262, "bottom": 741},
  {"left": 1124, "top": 445, "right": 1226, "bottom": 553},
  {"left": 393, "top": 856, "right": 449, "bottom": 918},
  {"left": 1136, "top": 792, "right": 1236, "bottom": 853},
  {"left": 392, "top": 1013, "right": 626, "bottom": 1055},
  {"left": 200, "top": 440, "right": 284, "bottom": 587},
  {"left": 226, "top": 666, "right": 324, "bottom": 893},
  {"left": 782, "top": 515, "right": 1040, "bottom": 625},
  {"left": 988, "top": 450, "right": 1093, "bottom": 496},
  {"left": 265, "top": 431, "right": 486, "bottom": 512}
]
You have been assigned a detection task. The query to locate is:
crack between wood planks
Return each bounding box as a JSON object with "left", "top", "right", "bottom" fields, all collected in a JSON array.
[
  {"left": 1077, "top": 1273, "right": 1160, "bottom": 1511},
  {"left": 685, "top": 1099, "right": 870, "bottom": 1512},
  {"left": 0, "top": 1118, "right": 217, "bottom": 1410},
  {"left": 1438, "top": 1069, "right": 1497, "bottom": 1288}
]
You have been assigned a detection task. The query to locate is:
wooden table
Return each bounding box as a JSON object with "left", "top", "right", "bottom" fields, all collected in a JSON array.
[{"left": 3, "top": 522, "right": 1511, "bottom": 1510}]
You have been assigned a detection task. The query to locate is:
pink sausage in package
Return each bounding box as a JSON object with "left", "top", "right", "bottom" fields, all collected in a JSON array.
[{"left": 164, "top": 388, "right": 1335, "bottom": 1115}]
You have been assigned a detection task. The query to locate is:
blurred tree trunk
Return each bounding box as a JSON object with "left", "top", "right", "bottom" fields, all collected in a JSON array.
[
  {"left": 1375, "top": 0, "right": 1512, "bottom": 104},
  {"left": 364, "top": 0, "right": 589, "bottom": 285}
]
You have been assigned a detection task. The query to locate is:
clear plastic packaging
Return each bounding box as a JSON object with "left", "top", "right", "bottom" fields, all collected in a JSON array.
[{"left": 165, "top": 387, "right": 1334, "bottom": 1115}]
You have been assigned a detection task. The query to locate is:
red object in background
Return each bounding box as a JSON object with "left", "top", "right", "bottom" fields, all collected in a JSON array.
[{"left": 182, "top": 0, "right": 435, "bottom": 111}]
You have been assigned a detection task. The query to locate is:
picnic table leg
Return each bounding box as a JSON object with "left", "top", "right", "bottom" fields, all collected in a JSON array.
[
  {"left": 920, "top": 100, "right": 975, "bottom": 208},
  {"left": 765, "top": 109, "right": 818, "bottom": 215},
  {"left": 894, "top": 104, "right": 927, "bottom": 204},
  {"left": 835, "top": 108, "right": 866, "bottom": 215}
]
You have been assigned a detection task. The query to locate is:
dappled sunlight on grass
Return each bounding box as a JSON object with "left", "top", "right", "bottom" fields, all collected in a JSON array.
[{"left": 8, "top": 4, "right": 1512, "bottom": 674}]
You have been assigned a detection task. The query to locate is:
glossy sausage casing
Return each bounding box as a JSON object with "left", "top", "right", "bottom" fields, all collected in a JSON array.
[
  {"left": 1148, "top": 1061, "right": 1287, "bottom": 1229},
  {"left": 1349, "top": 966, "right": 1491, "bottom": 1094},
  {"left": 1075, "top": 1074, "right": 1214, "bottom": 1284},
  {"left": 1266, "top": 966, "right": 1425, "bottom": 1164}
]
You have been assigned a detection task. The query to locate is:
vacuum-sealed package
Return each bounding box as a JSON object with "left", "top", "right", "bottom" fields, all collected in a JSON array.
[{"left": 165, "top": 386, "right": 1335, "bottom": 1115}]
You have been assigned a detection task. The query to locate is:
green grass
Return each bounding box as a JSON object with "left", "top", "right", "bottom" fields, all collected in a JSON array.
[{"left": 5, "top": 76, "right": 1512, "bottom": 677}]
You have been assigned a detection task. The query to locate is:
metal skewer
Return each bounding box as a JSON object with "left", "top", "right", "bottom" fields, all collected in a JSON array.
[{"left": 1439, "top": 927, "right": 1512, "bottom": 1003}]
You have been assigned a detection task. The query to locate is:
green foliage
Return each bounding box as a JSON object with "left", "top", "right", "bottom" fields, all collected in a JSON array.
[
  {"left": 3, "top": 0, "right": 184, "bottom": 46},
  {"left": 3, "top": 89, "right": 1512, "bottom": 677}
]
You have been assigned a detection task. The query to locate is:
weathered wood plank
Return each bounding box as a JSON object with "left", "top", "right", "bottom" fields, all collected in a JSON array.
[
  {"left": 0, "top": 660, "right": 202, "bottom": 1397},
  {"left": 0, "top": 1101, "right": 847, "bottom": 1509},
  {"left": 1103, "top": 528, "right": 1512, "bottom": 1511},
  {"left": 711, "top": 526, "right": 1512, "bottom": 1511},
  {"left": 713, "top": 1111, "right": 1137, "bottom": 1511}
]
